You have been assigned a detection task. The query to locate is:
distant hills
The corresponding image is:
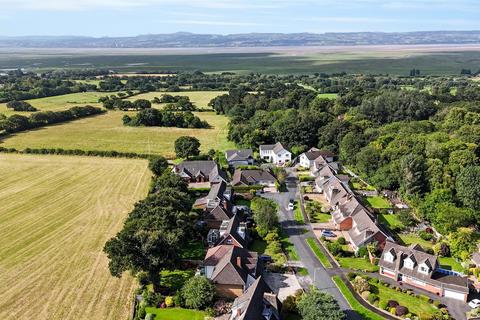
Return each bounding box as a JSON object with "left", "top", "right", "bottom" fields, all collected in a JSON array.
[{"left": 1, "top": 31, "right": 480, "bottom": 48}]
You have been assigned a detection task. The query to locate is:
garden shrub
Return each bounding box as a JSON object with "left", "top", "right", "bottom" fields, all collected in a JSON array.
[
  {"left": 181, "top": 276, "right": 215, "bottom": 309},
  {"left": 347, "top": 272, "right": 357, "bottom": 281},
  {"left": 145, "top": 314, "right": 154, "bottom": 320},
  {"left": 395, "top": 306, "right": 409, "bottom": 316},
  {"left": 137, "top": 271, "right": 149, "bottom": 287},
  {"left": 390, "top": 307, "right": 396, "bottom": 315},
  {"left": 368, "top": 293, "right": 378, "bottom": 304},
  {"left": 419, "top": 230, "right": 433, "bottom": 241},
  {"left": 370, "top": 277, "right": 379, "bottom": 284},
  {"left": 387, "top": 300, "right": 399, "bottom": 308},
  {"left": 356, "top": 246, "right": 368, "bottom": 258},
  {"left": 165, "top": 296, "right": 174, "bottom": 307},
  {"left": 352, "top": 276, "right": 370, "bottom": 293},
  {"left": 361, "top": 291, "right": 371, "bottom": 300},
  {"left": 173, "top": 292, "right": 182, "bottom": 307},
  {"left": 337, "top": 237, "right": 346, "bottom": 245},
  {"left": 327, "top": 241, "right": 343, "bottom": 256},
  {"left": 379, "top": 300, "right": 388, "bottom": 310}
]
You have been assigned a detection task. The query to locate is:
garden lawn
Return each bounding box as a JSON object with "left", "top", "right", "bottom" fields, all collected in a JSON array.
[
  {"left": 439, "top": 257, "right": 464, "bottom": 273},
  {"left": 0, "top": 110, "right": 235, "bottom": 158},
  {"left": 332, "top": 276, "right": 385, "bottom": 320},
  {"left": 378, "top": 214, "right": 404, "bottom": 231},
  {"left": 364, "top": 196, "right": 391, "bottom": 209},
  {"left": 159, "top": 270, "right": 195, "bottom": 292},
  {"left": 337, "top": 257, "right": 379, "bottom": 272},
  {"left": 398, "top": 233, "right": 433, "bottom": 249},
  {"left": 306, "top": 238, "right": 332, "bottom": 268},
  {"left": 145, "top": 307, "right": 207, "bottom": 320},
  {"left": 311, "top": 212, "right": 331, "bottom": 223},
  {"left": 370, "top": 280, "right": 438, "bottom": 316},
  {"left": 179, "top": 241, "right": 206, "bottom": 260}
]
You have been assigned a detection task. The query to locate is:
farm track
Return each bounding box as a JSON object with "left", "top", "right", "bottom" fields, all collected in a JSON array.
[{"left": 0, "top": 154, "right": 151, "bottom": 320}]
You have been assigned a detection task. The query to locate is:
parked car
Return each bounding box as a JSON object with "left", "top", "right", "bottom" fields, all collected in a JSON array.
[
  {"left": 287, "top": 202, "right": 295, "bottom": 210},
  {"left": 469, "top": 299, "right": 480, "bottom": 309},
  {"left": 259, "top": 255, "right": 273, "bottom": 263},
  {"left": 321, "top": 230, "right": 336, "bottom": 238}
]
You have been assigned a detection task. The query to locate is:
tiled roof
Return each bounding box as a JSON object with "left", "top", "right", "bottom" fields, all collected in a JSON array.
[
  {"left": 226, "top": 149, "right": 253, "bottom": 162},
  {"left": 173, "top": 160, "right": 227, "bottom": 182},
  {"left": 232, "top": 169, "right": 276, "bottom": 186}
]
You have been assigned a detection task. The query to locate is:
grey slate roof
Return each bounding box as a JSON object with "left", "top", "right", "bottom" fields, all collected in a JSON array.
[
  {"left": 173, "top": 160, "right": 227, "bottom": 182},
  {"left": 225, "top": 149, "right": 253, "bottom": 162},
  {"left": 303, "top": 147, "right": 335, "bottom": 161},
  {"left": 232, "top": 169, "right": 276, "bottom": 186},
  {"left": 260, "top": 142, "right": 289, "bottom": 154},
  {"left": 218, "top": 215, "right": 248, "bottom": 248},
  {"left": 230, "top": 276, "right": 281, "bottom": 320}
]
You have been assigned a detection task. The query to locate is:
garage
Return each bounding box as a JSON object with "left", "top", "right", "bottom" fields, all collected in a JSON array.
[{"left": 444, "top": 289, "right": 466, "bottom": 301}]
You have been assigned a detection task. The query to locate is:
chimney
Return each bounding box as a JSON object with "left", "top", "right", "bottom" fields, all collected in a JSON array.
[{"left": 237, "top": 256, "right": 242, "bottom": 267}]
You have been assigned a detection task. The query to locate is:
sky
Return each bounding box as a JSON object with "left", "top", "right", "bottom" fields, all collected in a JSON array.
[{"left": 1, "top": 0, "right": 480, "bottom": 37}]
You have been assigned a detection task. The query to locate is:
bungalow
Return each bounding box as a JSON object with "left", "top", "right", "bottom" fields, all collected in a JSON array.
[
  {"left": 230, "top": 276, "right": 281, "bottom": 320},
  {"left": 207, "top": 215, "right": 249, "bottom": 248},
  {"left": 204, "top": 245, "right": 262, "bottom": 298},
  {"left": 225, "top": 149, "right": 255, "bottom": 167},
  {"left": 259, "top": 142, "right": 291, "bottom": 166},
  {"left": 172, "top": 160, "right": 227, "bottom": 184},
  {"left": 299, "top": 147, "right": 335, "bottom": 169},
  {"left": 232, "top": 169, "right": 276, "bottom": 188},
  {"left": 379, "top": 242, "right": 470, "bottom": 302}
]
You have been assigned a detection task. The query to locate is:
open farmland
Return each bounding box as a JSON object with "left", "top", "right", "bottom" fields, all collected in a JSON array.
[
  {"left": 128, "top": 91, "right": 227, "bottom": 108},
  {"left": 0, "top": 91, "right": 109, "bottom": 116},
  {"left": 0, "top": 154, "right": 151, "bottom": 320},
  {"left": 0, "top": 111, "right": 235, "bottom": 158}
]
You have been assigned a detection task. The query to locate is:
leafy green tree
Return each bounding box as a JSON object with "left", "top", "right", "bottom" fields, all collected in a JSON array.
[
  {"left": 400, "top": 153, "right": 427, "bottom": 197},
  {"left": 174, "top": 136, "right": 201, "bottom": 159},
  {"left": 456, "top": 166, "right": 480, "bottom": 210},
  {"left": 449, "top": 227, "right": 478, "bottom": 261},
  {"left": 148, "top": 155, "right": 168, "bottom": 176},
  {"left": 181, "top": 276, "right": 215, "bottom": 309},
  {"left": 418, "top": 189, "right": 454, "bottom": 221},
  {"left": 151, "top": 171, "right": 189, "bottom": 194},
  {"left": 251, "top": 197, "right": 279, "bottom": 238},
  {"left": 297, "top": 287, "right": 344, "bottom": 320},
  {"left": 433, "top": 202, "right": 475, "bottom": 234}
]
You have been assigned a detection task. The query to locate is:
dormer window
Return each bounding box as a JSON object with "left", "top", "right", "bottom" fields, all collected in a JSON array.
[
  {"left": 404, "top": 257, "right": 415, "bottom": 269},
  {"left": 385, "top": 251, "right": 394, "bottom": 263},
  {"left": 418, "top": 262, "right": 431, "bottom": 275}
]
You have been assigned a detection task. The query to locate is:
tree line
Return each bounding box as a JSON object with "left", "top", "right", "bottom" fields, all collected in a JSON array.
[
  {"left": 122, "top": 109, "right": 209, "bottom": 128},
  {"left": 0, "top": 105, "right": 104, "bottom": 134}
]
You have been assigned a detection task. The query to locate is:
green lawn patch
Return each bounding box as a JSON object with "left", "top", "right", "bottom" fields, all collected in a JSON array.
[
  {"left": 311, "top": 212, "right": 331, "bottom": 223},
  {"left": 250, "top": 238, "right": 267, "bottom": 254},
  {"left": 351, "top": 181, "right": 376, "bottom": 191},
  {"left": 370, "top": 280, "right": 438, "bottom": 316},
  {"left": 378, "top": 213, "right": 404, "bottom": 231},
  {"left": 337, "top": 257, "right": 379, "bottom": 272},
  {"left": 317, "top": 93, "right": 338, "bottom": 99},
  {"left": 364, "top": 196, "right": 391, "bottom": 209},
  {"left": 179, "top": 241, "right": 206, "bottom": 260},
  {"left": 332, "top": 276, "right": 385, "bottom": 320},
  {"left": 159, "top": 269, "right": 194, "bottom": 292},
  {"left": 145, "top": 307, "right": 207, "bottom": 320},
  {"left": 439, "top": 257, "right": 464, "bottom": 273},
  {"left": 297, "top": 267, "right": 309, "bottom": 276},
  {"left": 294, "top": 201, "right": 305, "bottom": 224},
  {"left": 398, "top": 233, "right": 433, "bottom": 249},
  {"left": 281, "top": 231, "right": 300, "bottom": 261},
  {"left": 306, "top": 238, "right": 332, "bottom": 268}
]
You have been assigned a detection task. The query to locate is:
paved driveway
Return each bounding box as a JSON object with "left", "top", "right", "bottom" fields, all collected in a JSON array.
[{"left": 262, "top": 181, "right": 362, "bottom": 320}]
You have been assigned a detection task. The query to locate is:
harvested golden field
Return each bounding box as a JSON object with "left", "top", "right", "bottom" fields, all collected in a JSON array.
[
  {"left": 0, "top": 154, "right": 151, "bottom": 320},
  {"left": 0, "top": 111, "right": 235, "bottom": 158}
]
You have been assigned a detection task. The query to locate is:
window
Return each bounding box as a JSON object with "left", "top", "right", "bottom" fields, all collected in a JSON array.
[{"left": 385, "top": 252, "right": 394, "bottom": 263}]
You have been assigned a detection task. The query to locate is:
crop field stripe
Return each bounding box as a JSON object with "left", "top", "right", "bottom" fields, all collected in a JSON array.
[{"left": 0, "top": 154, "right": 151, "bottom": 320}]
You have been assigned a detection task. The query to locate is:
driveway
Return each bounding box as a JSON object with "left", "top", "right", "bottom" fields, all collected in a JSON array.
[{"left": 261, "top": 175, "right": 363, "bottom": 320}]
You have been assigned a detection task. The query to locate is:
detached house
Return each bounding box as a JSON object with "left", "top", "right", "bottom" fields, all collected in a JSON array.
[
  {"left": 232, "top": 169, "right": 276, "bottom": 188},
  {"left": 208, "top": 214, "right": 249, "bottom": 248},
  {"left": 259, "top": 142, "right": 291, "bottom": 166},
  {"left": 230, "top": 276, "right": 281, "bottom": 320},
  {"left": 379, "top": 242, "right": 469, "bottom": 302},
  {"left": 194, "top": 180, "right": 232, "bottom": 209},
  {"left": 203, "top": 245, "right": 262, "bottom": 298},
  {"left": 299, "top": 147, "right": 335, "bottom": 169},
  {"left": 173, "top": 160, "right": 227, "bottom": 184},
  {"left": 225, "top": 149, "right": 254, "bottom": 167}
]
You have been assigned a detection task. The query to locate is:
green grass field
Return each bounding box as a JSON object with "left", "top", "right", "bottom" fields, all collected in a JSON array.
[
  {"left": 0, "top": 110, "right": 235, "bottom": 158},
  {"left": 438, "top": 257, "right": 464, "bottom": 273},
  {"left": 0, "top": 91, "right": 109, "bottom": 116},
  {"left": 293, "top": 201, "right": 305, "bottom": 224},
  {"left": 378, "top": 213, "right": 404, "bottom": 231},
  {"left": 337, "top": 257, "right": 379, "bottom": 272},
  {"left": 398, "top": 233, "right": 434, "bottom": 249},
  {"left": 128, "top": 91, "right": 227, "bottom": 108},
  {"left": 364, "top": 196, "right": 391, "bottom": 209},
  {"left": 0, "top": 154, "right": 151, "bottom": 320},
  {"left": 144, "top": 307, "right": 207, "bottom": 320}
]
